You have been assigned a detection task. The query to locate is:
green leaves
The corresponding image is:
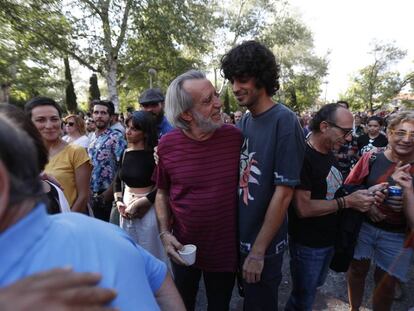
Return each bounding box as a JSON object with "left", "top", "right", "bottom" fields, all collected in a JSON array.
[{"left": 344, "top": 41, "right": 408, "bottom": 111}]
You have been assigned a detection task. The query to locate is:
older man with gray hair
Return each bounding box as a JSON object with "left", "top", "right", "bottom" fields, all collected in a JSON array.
[{"left": 154, "top": 70, "right": 242, "bottom": 311}]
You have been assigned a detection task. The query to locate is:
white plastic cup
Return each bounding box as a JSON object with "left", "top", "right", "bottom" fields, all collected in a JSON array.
[{"left": 178, "top": 244, "right": 197, "bottom": 265}]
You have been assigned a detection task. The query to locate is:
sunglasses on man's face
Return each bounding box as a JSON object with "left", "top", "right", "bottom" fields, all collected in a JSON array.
[{"left": 65, "top": 122, "right": 75, "bottom": 127}]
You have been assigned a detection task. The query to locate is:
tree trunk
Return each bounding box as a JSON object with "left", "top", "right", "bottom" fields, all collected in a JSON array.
[{"left": 105, "top": 57, "right": 120, "bottom": 113}]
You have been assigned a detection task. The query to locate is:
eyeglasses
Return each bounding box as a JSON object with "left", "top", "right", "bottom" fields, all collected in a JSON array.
[
  {"left": 390, "top": 129, "right": 414, "bottom": 140},
  {"left": 325, "top": 121, "right": 353, "bottom": 137},
  {"left": 65, "top": 122, "right": 75, "bottom": 127}
]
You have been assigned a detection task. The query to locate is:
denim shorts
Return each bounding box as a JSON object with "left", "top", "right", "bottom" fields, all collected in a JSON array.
[{"left": 353, "top": 222, "right": 413, "bottom": 282}]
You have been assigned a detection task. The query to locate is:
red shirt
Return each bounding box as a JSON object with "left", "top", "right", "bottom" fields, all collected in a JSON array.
[{"left": 156, "top": 125, "right": 242, "bottom": 272}]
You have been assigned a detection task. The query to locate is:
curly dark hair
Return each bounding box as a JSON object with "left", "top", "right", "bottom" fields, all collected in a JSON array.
[{"left": 220, "top": 40, "right": 280, "bottom": 96}]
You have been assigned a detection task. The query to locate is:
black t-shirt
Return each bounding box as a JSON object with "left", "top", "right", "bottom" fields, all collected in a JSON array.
[
  {"left": 357, "top": 134, "right": 388, "bottom": 155},
  {"left": 114, "top": 150, "right": 157, "bottom": 203},
  {"left": 288, "top": 143, "right": 343, "bottom": 248},
  {"left": 114, "top": 150, "right": 155, "bottom": 190}
]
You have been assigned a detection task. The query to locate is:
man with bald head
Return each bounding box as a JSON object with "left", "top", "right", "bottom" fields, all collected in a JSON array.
[{"left": 285, "top": 104, "right": 380, "bottom": 311}]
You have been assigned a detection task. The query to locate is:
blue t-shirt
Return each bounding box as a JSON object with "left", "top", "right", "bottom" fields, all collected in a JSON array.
[
  {"left": 237, "top": 104, "right": 305, "bottom": 256},
  {"left": 158, "top": 116, "right": 174, "bottom": 139},
  {"left": 0, "top": 204, "right": 167, "bottom": 310}
]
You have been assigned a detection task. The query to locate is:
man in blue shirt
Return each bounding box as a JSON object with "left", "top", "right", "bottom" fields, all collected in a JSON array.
[
  {"left": 0, "top": 115, "right": 184, "bottom": 311},
  {"left": 139, "top": 88, "right": 174, "bottom": 139}
]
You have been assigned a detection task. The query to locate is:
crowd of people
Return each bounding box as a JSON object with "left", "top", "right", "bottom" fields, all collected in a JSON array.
[{"left": 0, "top": 40, "right": 413, "bottom": 311}]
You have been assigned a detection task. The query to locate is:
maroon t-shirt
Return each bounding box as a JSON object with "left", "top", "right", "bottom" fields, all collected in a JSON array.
[{"left": 156, "top": 125, "right": 242, "bottom": 272}]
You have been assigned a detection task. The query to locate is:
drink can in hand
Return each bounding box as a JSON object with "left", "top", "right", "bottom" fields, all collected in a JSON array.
[{"left": 388, "top": 185, "right": 403, "bottom": 198}]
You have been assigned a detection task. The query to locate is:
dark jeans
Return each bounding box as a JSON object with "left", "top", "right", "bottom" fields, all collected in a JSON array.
[
  {"left": 285, "top": 240, "right": 334, "bottom": 311},
  {"left": 171, "top": 261, "right": 235, "bottom": 311},
  {"left": 240, "top": 252, "right": 284, "bottom": 311},
  {"left": 90, "top": 194, "right": 113, "bottom": 222}
]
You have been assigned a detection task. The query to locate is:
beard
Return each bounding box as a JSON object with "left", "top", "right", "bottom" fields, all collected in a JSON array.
[
  {"left": 192, "top": 109, "right": 222, "bottom": 133},
  {"left": 153, "top": 110, "right": 164, "bottom": 125},
  {"left": 95, "top": 120, "right": 110, "bottom": 130}
]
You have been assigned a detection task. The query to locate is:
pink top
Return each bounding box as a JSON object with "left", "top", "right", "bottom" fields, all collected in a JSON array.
[{"left": 156, "top": 125, "right": 242, "bottom": 272}]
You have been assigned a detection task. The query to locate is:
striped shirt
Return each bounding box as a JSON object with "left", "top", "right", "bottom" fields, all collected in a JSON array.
[{"left": 156, "top": 124, "right": 242, "bottom": 272}]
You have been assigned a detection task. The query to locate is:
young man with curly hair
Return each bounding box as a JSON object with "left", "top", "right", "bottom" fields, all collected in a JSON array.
[{"left": 221, "top": 41, "right": 305, "bottom": 310}]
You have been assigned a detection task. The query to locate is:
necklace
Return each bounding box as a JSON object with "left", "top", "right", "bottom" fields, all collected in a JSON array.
[{"left": 306, "top": 138, "right": 316, "bottom": 150}]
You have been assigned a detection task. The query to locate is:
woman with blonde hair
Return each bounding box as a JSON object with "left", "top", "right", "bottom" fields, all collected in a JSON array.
[
  {"left": 346, "top": 110, "right": 414, "bottom": 311},
  {"left": 25, "top": 97, "right": 91, "bottom": 214},
  {"left": 63, "top": 114, "right": 90, "bottom": 148}
]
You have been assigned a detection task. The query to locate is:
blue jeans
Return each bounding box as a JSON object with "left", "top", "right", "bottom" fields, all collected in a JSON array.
[{"left": 285, "top": 240, "right": 334, "bottom": 311}]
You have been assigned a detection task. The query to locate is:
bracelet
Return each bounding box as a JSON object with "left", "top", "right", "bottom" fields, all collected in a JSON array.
[
  {"left": 159, "top": 231, "right": 171, "bottom": 239},
  {"left": 335, "top": 198, "right": 342, "bottom": 211},
  {"left": 341, "top": 196, "right": 347, "bottom": 209},
  {"left": 248, "top": 254, "right": 265, "bottom": 261}
]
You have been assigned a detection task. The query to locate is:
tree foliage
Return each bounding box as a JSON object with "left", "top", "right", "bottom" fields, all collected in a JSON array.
[
  {"left": 64, "top": 57, "right": 77, "bottom": 113},
  {"left": 0, "top": 6, "right": 64, "bottom": 105},
  {"left": 211, "top": 0, "right": 328, "bottom": 113},
  {"left": 118, "top": 0, "right": 217, "bottom": 106},
  {"left": 344, "top": 41, "right": 408, "bottom": 112},
  {"left": 1, "top": 0, "right": 217, "bottom": 111},
  {"left": 89, "top": 74, "right": 101, "bottom": 102}
]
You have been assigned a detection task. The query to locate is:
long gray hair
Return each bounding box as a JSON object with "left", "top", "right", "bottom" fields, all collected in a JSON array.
[{"left": 165, "top": 70, "right": 206, "bottom": 130}]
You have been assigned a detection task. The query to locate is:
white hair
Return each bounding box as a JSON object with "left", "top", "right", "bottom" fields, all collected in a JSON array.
[{"left": 165, "top": 70, "right": 206, "bottom": 130}]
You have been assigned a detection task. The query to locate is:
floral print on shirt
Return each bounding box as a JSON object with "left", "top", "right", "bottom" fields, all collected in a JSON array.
[{"left": 88, "top": 128, "right": 126, "bottom": 193}]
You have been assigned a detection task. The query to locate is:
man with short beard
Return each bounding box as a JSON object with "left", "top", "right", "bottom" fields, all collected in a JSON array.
[
  {"left": 154, "top": 70, "right": 242, "bottom": 311},
  {"left": 234, "top": 110, "right": 243, "bottom": 124},
  {"left": 139, "top": 88, "right": 173, "bottom": 139},
  {"left": 89, "top": 100, "right": 126, "bottom": 221}
]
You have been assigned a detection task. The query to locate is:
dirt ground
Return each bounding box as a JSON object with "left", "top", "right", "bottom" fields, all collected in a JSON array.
[{"left": 195, "top": 253, "right": 414, "bottom": 310}]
